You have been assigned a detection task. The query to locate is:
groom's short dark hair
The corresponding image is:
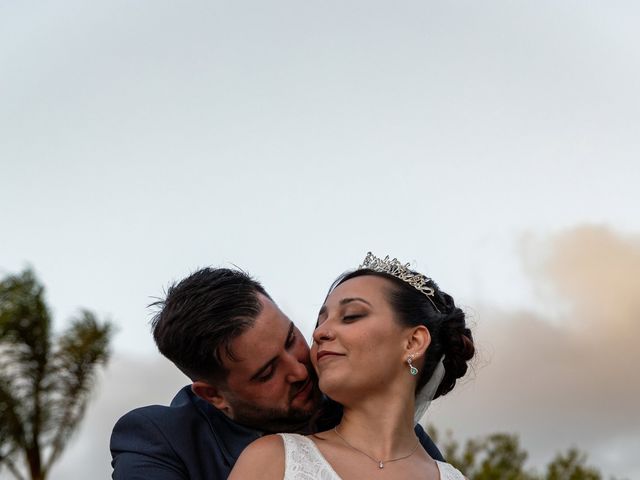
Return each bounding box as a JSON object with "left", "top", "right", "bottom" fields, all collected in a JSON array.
[{"left": 151, "top": 267, "right": 270, "bottom": 383}]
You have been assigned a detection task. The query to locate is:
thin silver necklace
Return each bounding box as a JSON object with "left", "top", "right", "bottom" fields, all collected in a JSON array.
[{"left": 333, "top": 426, "right": 420, "bottom": 470}]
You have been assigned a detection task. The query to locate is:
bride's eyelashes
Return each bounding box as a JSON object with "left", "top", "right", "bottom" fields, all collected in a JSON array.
[
  {"left": 342, "top": 313, "right": 366, "bottom": 323},
  {"left": 315, "top": 311, "right": 368, "bottom": 326}
]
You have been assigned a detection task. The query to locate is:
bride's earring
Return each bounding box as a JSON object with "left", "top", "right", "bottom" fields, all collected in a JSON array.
[{"left": 407, "top": 354, "right": 419, "bottom": 376}]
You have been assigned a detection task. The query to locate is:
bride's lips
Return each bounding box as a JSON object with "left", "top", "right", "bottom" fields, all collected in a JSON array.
[{"left": 316, "top": 350, "right": 345, "bottom": 363}]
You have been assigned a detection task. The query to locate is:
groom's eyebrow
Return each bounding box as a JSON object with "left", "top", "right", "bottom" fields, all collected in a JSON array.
[{"left": 249, "top": 322, "right": 295, "bottom": 381}]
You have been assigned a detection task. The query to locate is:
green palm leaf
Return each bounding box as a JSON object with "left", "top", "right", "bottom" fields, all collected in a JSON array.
[{"left": 0, "top": 269, "right": 113, "bottom": 480}]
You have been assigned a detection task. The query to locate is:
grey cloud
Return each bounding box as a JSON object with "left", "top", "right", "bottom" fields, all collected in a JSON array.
[{"left": 426, "top": 226, "right": 640, "bottom": 479}]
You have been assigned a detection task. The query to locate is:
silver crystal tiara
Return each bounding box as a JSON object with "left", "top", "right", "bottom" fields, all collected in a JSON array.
[{"left": 359, "top": 252, "right": 441, "bottom": 313}]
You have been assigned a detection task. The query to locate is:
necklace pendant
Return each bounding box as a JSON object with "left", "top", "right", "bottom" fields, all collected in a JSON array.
[{"left": 379, "top": 461, "right": 384, "bottom": 469}]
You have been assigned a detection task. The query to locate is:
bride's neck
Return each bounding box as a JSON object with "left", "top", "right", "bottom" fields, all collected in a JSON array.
[{"left": 336, "top": 390, "right": 418, "bottom": 458}]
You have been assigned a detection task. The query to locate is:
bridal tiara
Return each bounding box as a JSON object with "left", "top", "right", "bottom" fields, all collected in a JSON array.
[{"left": 358, "top": 252, "right": 441, "bottom": 313}]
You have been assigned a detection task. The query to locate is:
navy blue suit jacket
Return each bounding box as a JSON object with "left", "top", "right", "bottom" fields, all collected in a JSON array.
[{"left": 110, "top": 386, "right": 443, "bottom": 479}]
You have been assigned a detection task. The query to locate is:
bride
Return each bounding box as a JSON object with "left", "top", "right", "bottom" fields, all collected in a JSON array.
[{"left": 229, "top": 253, "right": 474, "bottom": 479}]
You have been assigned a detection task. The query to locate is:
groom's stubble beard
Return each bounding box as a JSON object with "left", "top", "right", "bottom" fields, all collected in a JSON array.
[
  {"left": 228, "top": 399, "right": 313, "bottom": 433},
  {"left": 228, "top": 373, "right": 323, "bottom": 433}
]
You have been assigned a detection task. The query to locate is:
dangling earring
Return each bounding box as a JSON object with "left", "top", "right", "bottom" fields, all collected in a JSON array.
[{"left": 407, "top": 354, "right": 419, "bottom": 376}]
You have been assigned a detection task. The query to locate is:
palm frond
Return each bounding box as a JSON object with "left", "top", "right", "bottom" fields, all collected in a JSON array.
[
  {"left": 0, "top": 269, "right": 113, "bottom": 480},
  {"left": 42, "top": 311, "right": 113, "bottom": 471}
]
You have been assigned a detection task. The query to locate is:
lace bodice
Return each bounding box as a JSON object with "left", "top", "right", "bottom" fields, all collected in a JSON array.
[
  {"left": 280, "top": 433, "right": 340, "bottom": 480},
  {"left": 278, "top": 433, "right": 465, "bottom": 480},
  {"left": 436, "top": 461, "right": 467, "bottom": 480}
]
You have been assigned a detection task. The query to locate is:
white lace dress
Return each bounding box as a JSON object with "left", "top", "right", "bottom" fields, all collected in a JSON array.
[{"left": 278, "top": 433, "right": 465, "bottom": 480}]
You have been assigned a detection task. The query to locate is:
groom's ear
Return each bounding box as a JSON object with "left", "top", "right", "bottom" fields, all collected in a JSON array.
[
  {"left": 192, "top": 381, "right": 232, "bottom": 416},
  {"left": 405, "top": 325, "right": 431, "bottom": 358}
]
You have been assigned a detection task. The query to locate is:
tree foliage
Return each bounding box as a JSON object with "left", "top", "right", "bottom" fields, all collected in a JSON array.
[
  {"left": 545, "top": 449, "right": 602, "bottom": 480},
  {"left": 427, "top": 425, "right": 623, "bottom": 480},
  {"left": 0, "top": 269, "right": 113, "bottom": 480}
]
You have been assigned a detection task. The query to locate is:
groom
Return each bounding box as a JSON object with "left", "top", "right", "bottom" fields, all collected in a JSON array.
[{"left": 110, "top": 267, "right": 443, "bottom": 479}]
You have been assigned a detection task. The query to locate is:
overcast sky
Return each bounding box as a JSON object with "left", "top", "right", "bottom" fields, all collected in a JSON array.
[{"left": 1, "top": 1, "right": 639, "bottom": 479}]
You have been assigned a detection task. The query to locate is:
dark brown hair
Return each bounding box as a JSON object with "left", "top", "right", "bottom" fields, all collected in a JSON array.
[
  {"left": 330, "top": 269, "right": 474, "bottom": 398},
  {"left": 151, "top": 267, "right": 270, "bottom": 383}
]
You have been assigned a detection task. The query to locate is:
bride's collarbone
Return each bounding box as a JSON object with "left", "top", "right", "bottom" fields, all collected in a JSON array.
[{"left": 310, "top": 436, "right": 440, "bottom": 479}]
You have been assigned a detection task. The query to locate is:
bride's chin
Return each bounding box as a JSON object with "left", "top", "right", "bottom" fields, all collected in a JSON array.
[
  {"left": 318, "top": 375, "right": 358, "bottom": 405},
  {"left": 317, "top": 373, "right": 341, "bottom": 397}
]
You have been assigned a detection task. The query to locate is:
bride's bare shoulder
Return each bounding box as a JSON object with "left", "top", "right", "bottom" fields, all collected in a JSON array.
[{"left": 228, "top": 434, "right": 285, "bottom": 480}]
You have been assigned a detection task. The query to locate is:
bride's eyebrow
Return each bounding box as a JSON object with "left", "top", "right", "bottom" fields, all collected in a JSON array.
[
  {"left": 317, "top": 297, "right": 372, "bottom": 318},
  {"left": 315, "top": 297, "right": 372, "bottom": 327},
  {"left": 339, "top": 297, "right": 372, "bottom": 307}
]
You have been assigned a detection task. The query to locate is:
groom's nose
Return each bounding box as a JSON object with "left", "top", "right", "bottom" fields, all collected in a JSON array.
[{"left": 283, "top": 352, "right": 308, "bottom": 383}]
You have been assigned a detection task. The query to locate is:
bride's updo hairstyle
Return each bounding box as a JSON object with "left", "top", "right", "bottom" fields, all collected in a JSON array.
[{"left": 329, "top": 265, "right": 474, "bottom": 399}]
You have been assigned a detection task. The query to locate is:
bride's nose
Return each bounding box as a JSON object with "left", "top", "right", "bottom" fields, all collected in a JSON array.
[{"left": 312, "top": 321, "right": 335, "bottom": 343}]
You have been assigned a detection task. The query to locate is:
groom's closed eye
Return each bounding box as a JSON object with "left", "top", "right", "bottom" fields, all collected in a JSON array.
[
  {"left": 256, "top": 365, "right": 275, "bottom": 382},
  {"left": 250, "top": 322, "right": 296, "bottom": 383}
]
